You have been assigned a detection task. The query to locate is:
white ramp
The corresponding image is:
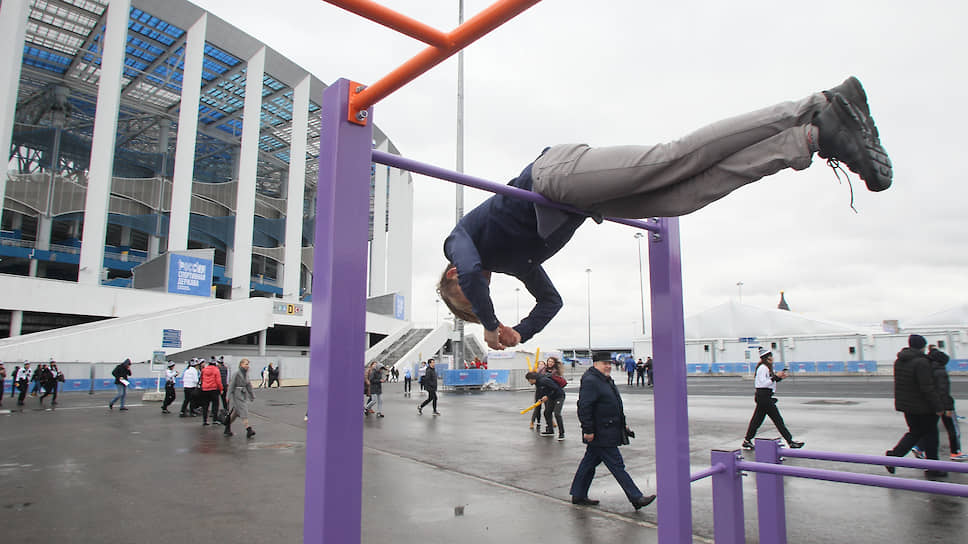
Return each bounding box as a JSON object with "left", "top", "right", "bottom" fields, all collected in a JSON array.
[{"left": 0, "top": 298, "right": 275, "bottom": 363}]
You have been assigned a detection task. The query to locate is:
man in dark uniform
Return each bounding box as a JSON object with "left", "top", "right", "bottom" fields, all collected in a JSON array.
[
  {"left": 884, "top": 334, "right": 947, "bottom": 477},
  {"left": 570, "top": 355, "right": 656, "bottom": 510}
]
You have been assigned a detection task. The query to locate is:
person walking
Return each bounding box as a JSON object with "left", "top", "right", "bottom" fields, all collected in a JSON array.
[
  {"left": 403, "top": 366, "right": 412, "bottom": 396},
  {"left": 367, "top": 362, "right": 387, "bottom": 417},
  {"left": 162, "top": 361, "right": 178, "bottom": 414},
  {"left": 216, "top": 357, "right": 230, "bottom": 412},
  {"left": 569, "top": 355, "right": 656, "bottom": 510},
  {"left": 258, "top": 364, "right": 269, "bottom": 389},
  {"left": 15, "top": 363, "right": 31, "bottom": 406},
  {"left": 885, "top": 334, "right": 947, "bottom": 477},
  {"left": 224, "top": 358, "right": 256, "bottom": 438},
  {"left": 0, "top": 363, "right": 6, "bottom": 407},
  {"left": 417, "top": 358, "right": 439, "bottom": 416},
  {"left": 109, "top": 359, "right": 133, "bottom": 411},
  {"left": 9, "top": 364, "right": 19, "bottom": 400},
  {"left": 267, "top": 362, "right": 281, "bottom": 388},
  {"left": 199, "top": 360, "right": 223, "bottom": 426},
  {"left": 180, "top": 360, "right": 200, "bottom": 417},
  {"left": 625, "top": 358, "right": 636, "bottom": 386},
  {"left": 911, "top": 347, "right": 967, "bottom": 461},
  {"left": 635, "top": 358, "right": 646, "bottom": 387},
  {"left": 741, "top": 349, "right": 804, "bottom": 450},
  {"left": 37, "top": 365, "right": 57, "bottom": 407},
  {"left": 645, "top": 357, "right": 654, "bottom": 387},
  {"left": 47, "top": 362, "right": 63, "bottom": 405}
]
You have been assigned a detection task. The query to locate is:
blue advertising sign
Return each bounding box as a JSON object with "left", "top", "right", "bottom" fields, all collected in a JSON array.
[
  {"left": 162, "top": 329, "right": 181, "bottom": 348},
  {"left": 394, "top": 294, "right": 405, "bottom": 320},
  {"left": 168, "top": 254, "right": 212, "bottom": 297}
]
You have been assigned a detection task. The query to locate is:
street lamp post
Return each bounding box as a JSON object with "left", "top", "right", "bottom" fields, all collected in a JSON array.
[
  {"left": 435, "top": 298, "right": 440, "bottom": 327},
  {"left": 634, "top": 232, "right": 646, "bottom": 336},
  {"left": 737, "top": 281, "right": 744, "bottom": 303},
  {"left": 586, "top": 268, "right": 592, "bottom": 361},
  {"left": 514, "top": 287, "right": 520, "bottom": 323}
]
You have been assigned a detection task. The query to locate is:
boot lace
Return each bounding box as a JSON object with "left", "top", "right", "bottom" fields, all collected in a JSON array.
[{"left": 826, "top": 158, "right": 857, "bottom": 214}]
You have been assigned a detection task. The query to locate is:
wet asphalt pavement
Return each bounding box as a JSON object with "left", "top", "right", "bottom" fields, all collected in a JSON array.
[{"left": 2, "top": 376, "right": 966, "bottom": 543}]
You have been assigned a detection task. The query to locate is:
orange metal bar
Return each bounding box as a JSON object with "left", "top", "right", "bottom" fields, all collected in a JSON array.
[
  {"left": 347, "top": 0, "right": 542, "bottom": 122},
  {"left": 322, "top": 0, "right": 450, "bottom": 47}
]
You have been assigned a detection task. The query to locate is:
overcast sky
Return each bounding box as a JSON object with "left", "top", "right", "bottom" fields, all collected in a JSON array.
[{"left": 192, "top": 0, "right": 967, "bottom": 351}]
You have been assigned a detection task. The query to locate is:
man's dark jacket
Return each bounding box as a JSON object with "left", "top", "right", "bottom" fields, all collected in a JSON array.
[
  {"left": 893, "top": 347, "right": 943, "bottom": 414},
  {"left": 927, "top": 349, "right": 954, "bottom": 411},
  {"left": 576, "top": 367, "right": 628, "bottom": 447},
  {"left": 534, "top": 375, "right": 564, "bottom": 403},
  {"left": 423, "top": 366, "right": 437, "bottom": 391}
]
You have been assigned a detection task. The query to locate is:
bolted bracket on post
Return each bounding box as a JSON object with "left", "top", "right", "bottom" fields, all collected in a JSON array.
[{"left": 347, "top": 82, "right": 370, "bottom": 126}]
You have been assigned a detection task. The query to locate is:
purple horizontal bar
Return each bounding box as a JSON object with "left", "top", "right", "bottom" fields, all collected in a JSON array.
[
  {"left": 371, "top": 149, "right": 660, "bottom": 233},
  {"left": 735, "top": 460, "right": 968, "bottom": 498},
  {"left": 779, "top": 448, "right": 968, "bottom": 474},
  {"left": 690, "top": 463, "right": 727, "bottom": 482}
]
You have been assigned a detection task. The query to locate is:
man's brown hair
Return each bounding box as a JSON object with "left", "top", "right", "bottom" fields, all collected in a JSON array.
[{"left": 437, "top": 264, "right": 480, "bottom": 324}]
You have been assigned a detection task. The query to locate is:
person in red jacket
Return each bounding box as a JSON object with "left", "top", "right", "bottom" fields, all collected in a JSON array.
[{"left": 199, "top": 360, "right": 223, "bottom": 426}]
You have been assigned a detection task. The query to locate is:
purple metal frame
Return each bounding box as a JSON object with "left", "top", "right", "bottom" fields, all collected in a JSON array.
[
  {"left": 703, "top": 438, "right": 968, "bottom": 542},
  {"left": 312, "top": 83, "right": 694, "bottom": 542},
  {"left": 647, "top": 217, "right": 693, "bottom": 542},
  {"left": 371, "top": 150, "right": 660, "bottom": 233},
  {"left": 305, "top": 79, "right": 374, "bottom": 544}
]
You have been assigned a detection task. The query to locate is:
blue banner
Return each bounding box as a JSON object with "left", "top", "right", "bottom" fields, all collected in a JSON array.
[{"left": 168, "top": 253, "right": 212, "bottom": 296}]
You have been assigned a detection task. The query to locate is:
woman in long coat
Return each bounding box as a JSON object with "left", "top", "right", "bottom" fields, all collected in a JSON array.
[{"left": 225, "top": 359, "right": 256, "bottom": 438}]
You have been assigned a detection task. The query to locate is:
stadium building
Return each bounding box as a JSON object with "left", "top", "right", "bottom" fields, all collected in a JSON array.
[{"left": 0, "top": 0, "right": 463, "bottom": 382}]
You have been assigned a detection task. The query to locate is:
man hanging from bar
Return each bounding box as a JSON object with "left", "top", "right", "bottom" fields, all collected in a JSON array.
[{"left": 438, "top": 77, "right": 891, "bottom": 350}]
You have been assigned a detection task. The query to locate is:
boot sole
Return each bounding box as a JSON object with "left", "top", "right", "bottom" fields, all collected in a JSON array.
[{"left": 827, "top": 95, "right": 893, "bottom": 191}]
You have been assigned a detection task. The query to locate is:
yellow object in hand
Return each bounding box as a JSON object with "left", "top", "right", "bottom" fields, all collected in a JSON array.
[{"left": 520, "top": 400, "right": 542, "bottom": 414}]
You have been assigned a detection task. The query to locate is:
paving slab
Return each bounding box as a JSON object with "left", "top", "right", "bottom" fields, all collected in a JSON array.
[{"left": 2, "top": 378, "right": 966, "bottom": 543}]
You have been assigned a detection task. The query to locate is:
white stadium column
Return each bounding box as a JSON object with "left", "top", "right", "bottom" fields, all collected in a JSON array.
[
  {"left": 0, "top": 0, "right": 30, "bottom": 227},
  {"left": 229, "top": 47, "right": 265, "bottom": 299},
  {"left": 386, "top": 168, "right": 414, "bottom": 320},
  {"left": 78, "top": 0, "right": 131, "bottom": 286},
  {"left": 168, "top": 13, "right": 207, "bottom": 252},
  {"left": 370, "top": 140, "right": 389, "bottom": 296},
  {"left": 282, "top": 74, "right": 310, "bottom": 300}
]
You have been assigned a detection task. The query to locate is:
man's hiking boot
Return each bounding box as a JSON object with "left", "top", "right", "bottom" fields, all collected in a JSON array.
[{"left": 814, "top": 94, "right": 892, "bottom": 192}]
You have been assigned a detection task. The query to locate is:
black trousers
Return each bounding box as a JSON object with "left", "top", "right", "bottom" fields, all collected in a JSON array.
[
  {"left": 162, "top": 383, "right": 177, "bottom": 410},
  {"left": 403, "top": 376, "right": 412, "bottom": 393},
  {"left": 200, "top": 390, "right": 220, "bottom": 422},
  {"left": 543, "top": 397, "right": 565, "bottom": 435},
  {"left": 745, "top": 389, "right": 793, "bottom": 442},
  {"left": 17, "top": 380, "right": 28, "bottom": 405},
  {"left": 419, "top": 388, "right": 438, "bottom": 412},
  {"left": 636, "top": 371, "right": 645, "bottom": 386},
  {"left": 890, "top": 412, "right": 941, "bottom": 460},
  {"left": 180, "top": 387, "right": 196, "bottom": 414},
  {"left": 626, "top": 371, "right": 634, "bottom": 385},
  {"left": 39, "top": 382, "right": 57, "bottom": 403},
  {"left": 220, "top": 389, "right": 228, "bottom": 410}
]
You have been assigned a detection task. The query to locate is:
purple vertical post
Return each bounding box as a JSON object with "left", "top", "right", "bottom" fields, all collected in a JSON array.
[
  {"left": 647, "top": 217, "right": 692, "bottom": 542},
  {"left": 754, "top": 438, "right": 787, "bottom": 544},
  {"left": 304, "top": 79, "right": 373, "bottom": 544},
  {"left": 710, "top": 450, "right": 745, "bottom": 544}
]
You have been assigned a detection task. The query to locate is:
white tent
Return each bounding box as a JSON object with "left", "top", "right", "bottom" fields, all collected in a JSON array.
[
  {"left": 683, "top": 300, "right": 867, "bottom": 339},
  {"left": 904, "top": 303, "right": 968, "bottom": 328}
]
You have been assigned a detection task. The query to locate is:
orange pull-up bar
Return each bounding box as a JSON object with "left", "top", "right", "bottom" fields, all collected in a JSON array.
[{"left": 323, "top": 0, "right": 543, "bottom": 124}]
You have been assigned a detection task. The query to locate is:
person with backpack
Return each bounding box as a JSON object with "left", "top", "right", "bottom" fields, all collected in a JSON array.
[
  {"left": 912, "top": 346, "right": 967, "bottom": 462},
  {"left": 528, "top": 362, "right": 566, "bottom": 441},
  {"left": 37, "top": 365, "right": 57, "bottom": 407},
  {"left": 109, "top": 359, "right": 133, "bottom": 411}
]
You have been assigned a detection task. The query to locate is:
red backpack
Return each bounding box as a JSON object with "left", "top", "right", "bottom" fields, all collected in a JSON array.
[{"left": 551, "top": 375, "right": 567, "bottom": 388}]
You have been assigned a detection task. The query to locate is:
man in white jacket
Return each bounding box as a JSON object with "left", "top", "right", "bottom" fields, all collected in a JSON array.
[{"left": 179, "top": 360, "right": 200, "bottom": 417}]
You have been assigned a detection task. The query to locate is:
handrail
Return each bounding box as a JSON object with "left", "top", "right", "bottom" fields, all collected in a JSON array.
[
  {"left": 779, "top": 447, "right": 968, "bottom": 473},
  {"left": 690, "top": 463, "right": 726, "bottom": 482},
  {"left": 735, "top": 459, "right": 968, "bottom": 498},
  {"left": 323, "top": 0, "right": 543, "bottom": 120},
  {"left": 371, "top": 150, "right": 660, "bottom": 233}
]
